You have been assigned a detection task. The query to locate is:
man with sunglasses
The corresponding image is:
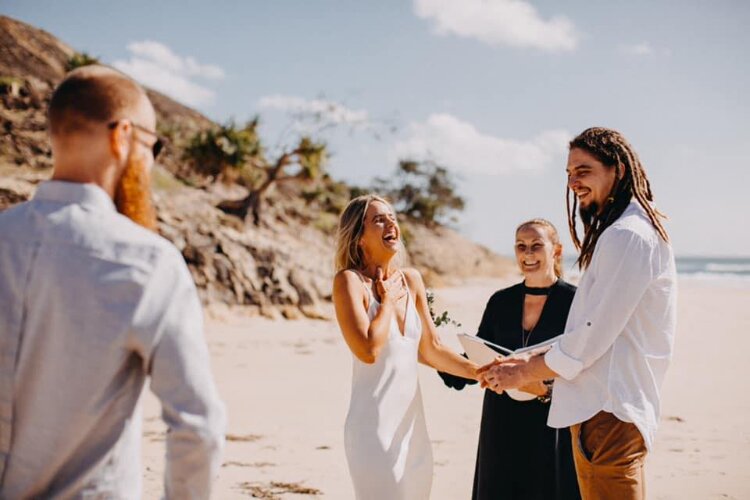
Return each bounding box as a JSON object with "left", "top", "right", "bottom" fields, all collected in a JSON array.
[{"left": 0, "top": 65, "right": 225, "bottom": 499}]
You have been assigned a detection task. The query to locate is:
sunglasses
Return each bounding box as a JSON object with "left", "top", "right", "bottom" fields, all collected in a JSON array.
[{"left": 108, "top": 121, "right": 165, "bottom": 158}]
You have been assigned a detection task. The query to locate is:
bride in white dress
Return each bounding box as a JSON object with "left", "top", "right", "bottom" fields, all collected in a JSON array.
[{"left": 332, "top": 195, "right": 479, "bottom": 499}]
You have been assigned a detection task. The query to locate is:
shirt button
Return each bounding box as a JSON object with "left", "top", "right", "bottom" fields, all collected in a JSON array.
[{"left": 587, "top": 322, "right": 592, "bottom": 326}]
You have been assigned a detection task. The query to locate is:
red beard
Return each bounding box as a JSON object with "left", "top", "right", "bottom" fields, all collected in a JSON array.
[{"left": 114, "top": 153, "right": 158, "bottom": 231}]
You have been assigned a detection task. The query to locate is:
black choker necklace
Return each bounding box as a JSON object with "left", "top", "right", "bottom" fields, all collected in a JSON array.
[{"left": 522, "top": 280, "right": 557, "bottom": 296}]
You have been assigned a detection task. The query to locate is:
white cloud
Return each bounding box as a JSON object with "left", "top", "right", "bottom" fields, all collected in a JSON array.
[
  {"left": 127, "top": 41, "right": 225, "bottom": 80},
  {"left": 392, "top": 113, "right": 570, "bottom": 175},
  {"left": 258, "top": 95, "right": 369, "bottom": 126},
  {"left": 413, "top": 0, "right": 579, "bottom": 52},
  {"left": 621, "top": 42, "right": 654, "bottom": 56},
  {"left": 113, "top": 40, "right": 224, "bottom": 108},
  {"left": 619, "top": 42, "right": 672, "bottom": 57}
]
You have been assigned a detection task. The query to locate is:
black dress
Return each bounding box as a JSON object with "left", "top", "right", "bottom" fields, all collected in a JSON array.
[{"left": 440, "top": 280, "right": 581, "bottom": 500}]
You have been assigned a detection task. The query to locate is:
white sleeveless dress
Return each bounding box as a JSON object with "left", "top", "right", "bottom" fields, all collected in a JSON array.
[{"left": 344, "top": 271, "right": 433, "bottom": 500}]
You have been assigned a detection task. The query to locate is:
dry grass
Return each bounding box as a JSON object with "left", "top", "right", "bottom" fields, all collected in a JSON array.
[{"left": 237, "top": 481, "right": 322, "bottom": 499}]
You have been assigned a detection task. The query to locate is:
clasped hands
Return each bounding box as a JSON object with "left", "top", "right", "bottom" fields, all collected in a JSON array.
[{"left": 476, "top": 352, "right": 547, "bottom": 396}]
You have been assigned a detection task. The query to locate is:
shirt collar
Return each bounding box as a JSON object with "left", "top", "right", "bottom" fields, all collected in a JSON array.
[
  {"left": 34, "top": 180, "right": 116, "bottom": 212},
  {"left": 623, "top": 198, "right": 648, "bottom": 218}
]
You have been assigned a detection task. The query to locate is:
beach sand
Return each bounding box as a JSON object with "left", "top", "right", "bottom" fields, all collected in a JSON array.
[{"left": 141, "top": 279, "right": 750, "bottom": 499}]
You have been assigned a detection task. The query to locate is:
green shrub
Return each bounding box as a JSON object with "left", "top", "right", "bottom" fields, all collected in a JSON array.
[
  {"left": 303, "top": 178, "right": 352, "bottom": 215},
  {"left": 373, "top": 159, "right": 465, "bottom": 227},
  {"left": 67, "top": 52, "right": 100, "bottom": 71},
  {"left": 426, "top": 290, "right": 461, "bottom": 328},
  {"left": 0, "top": 77, "right": 24, "bottom": 98},
  {"left": 183, "top": 121, "right": 262, "bottom": 180},
  {"left": 190, "top": 118, "right": 329, "bottom": 224}
]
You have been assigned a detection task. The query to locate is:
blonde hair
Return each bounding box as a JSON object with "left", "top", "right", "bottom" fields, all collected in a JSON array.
[
  {"left": 516, "top": 218, "right": 563, "bottom": 278},
  {"left": 335, "top": 194, "right": 396, "bottom": 272}
]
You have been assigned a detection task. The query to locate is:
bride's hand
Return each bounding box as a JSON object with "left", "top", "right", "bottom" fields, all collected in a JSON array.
[{"left": 375, "top": 267, "right": 407, "bottom": 305}]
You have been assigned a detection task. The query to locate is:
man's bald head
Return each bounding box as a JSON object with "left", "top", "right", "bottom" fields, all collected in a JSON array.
[
  {"left": 49, "top": 65, "right": 159, "bottom": 230},
  {"left": 48, "top": 65, "right": 152, "bottom": 136}
]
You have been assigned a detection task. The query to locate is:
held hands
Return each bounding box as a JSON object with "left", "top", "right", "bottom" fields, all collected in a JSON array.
[
  {"left": 375, "top": 267, "right": 407, "bottom": 306},
  {"left": 476, "top": 356, "right": 533, "bottom": 395},
  {"left": 517, "top": 380, "right": 548, "bottom": 396}
]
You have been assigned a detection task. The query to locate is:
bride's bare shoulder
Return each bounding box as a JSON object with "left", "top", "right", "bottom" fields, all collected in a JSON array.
[
  {"left": 401, "top": 267, "right": 426, "bottom": 289},
  {"left": 334, "top": 269, "right": 365, "bottom": 293}
]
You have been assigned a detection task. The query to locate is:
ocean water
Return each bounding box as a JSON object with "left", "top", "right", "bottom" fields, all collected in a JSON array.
[
  {"left": 673, "top": 256, "right": 750, "bottom": 284},
  {"left": 561, "top": 256, "right": 750, "bottom": 286}
]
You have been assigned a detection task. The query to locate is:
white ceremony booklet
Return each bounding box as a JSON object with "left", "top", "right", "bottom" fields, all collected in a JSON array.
[{"left": 457, "top": 333, "right": 562, "bottom": 401}]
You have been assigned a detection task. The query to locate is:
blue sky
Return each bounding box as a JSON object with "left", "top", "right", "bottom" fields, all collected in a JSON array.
[{"left": 5, "top": 0, "right": 749, "bottom": 257}]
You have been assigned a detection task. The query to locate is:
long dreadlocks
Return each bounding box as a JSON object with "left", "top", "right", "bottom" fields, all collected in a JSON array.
[{"left": 567, "top": 127, "right": 669, "bottom": 270}]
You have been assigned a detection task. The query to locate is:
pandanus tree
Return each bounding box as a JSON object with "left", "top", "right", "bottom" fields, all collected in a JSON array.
[
  {"left": 373, "top": 159, "right": 465, "bottom": 227},
  {"left": 184, "top": 119, "right": 327, "bottom": 225}
]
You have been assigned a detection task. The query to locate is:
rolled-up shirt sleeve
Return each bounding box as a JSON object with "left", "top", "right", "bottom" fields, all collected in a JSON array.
[
  {"left": 545, "top": 227, "right": 655, "bottom": 380},
  {"left": 136, "top": 247, "right": 226, "bottom": 500}
]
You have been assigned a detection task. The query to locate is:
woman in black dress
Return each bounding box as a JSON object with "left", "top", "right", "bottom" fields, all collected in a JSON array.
[{"left": 440, "top": 219, "right": 581, "bottom": 500}]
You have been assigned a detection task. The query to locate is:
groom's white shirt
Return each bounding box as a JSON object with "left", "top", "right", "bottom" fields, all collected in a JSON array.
[{"left": 545, "top": 200, "right": 677, "bottom": 451}]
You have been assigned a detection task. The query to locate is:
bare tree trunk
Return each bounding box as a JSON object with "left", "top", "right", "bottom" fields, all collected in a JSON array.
[
  {"left": 216, "top": 153, "right": 292, "bottom": 225},
  {"left": 217, "top": 182, "right": 271, "bottom": 224}
]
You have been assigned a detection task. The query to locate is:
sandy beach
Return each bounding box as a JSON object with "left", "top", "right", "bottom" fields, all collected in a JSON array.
[{"left": 140, "top": 278, "right": 750, "bottom": 499}]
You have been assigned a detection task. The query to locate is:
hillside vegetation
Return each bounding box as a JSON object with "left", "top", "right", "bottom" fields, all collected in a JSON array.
[{"left": 0, "top": 15, "right": 514, "bottom": 319}]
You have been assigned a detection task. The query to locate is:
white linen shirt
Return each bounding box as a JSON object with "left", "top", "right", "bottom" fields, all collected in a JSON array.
[
  {"left": 545, "top": 200, "right": 677, "bottom": 451},
  {"left": 0, "top": 181, "right": 226, "bottom": 499}
]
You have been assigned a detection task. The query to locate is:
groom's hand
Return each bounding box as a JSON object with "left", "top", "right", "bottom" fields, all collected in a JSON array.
[
  {"left": 477, "top": 357, "right": 530, "bottom": 394},
  {"left": 517, "top": 380, "right": 548, "bottom": 396}
]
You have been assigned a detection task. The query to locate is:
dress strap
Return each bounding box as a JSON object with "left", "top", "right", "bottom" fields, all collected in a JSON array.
[
  {"left": 398, "top": 269, "right": 408, "bottom": 291},
  {"left": 398, "top": 270, "right": 412, "bottom": 310},
  {"left": 351, "top": 269, "right": 376, "bottom": 309}
]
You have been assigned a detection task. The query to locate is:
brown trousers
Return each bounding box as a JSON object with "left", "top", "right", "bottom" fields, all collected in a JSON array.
[{"left": 570, "top": 411, "right": 647, "bottom": 500}]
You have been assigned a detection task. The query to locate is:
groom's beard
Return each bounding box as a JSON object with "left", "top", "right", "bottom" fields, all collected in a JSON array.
[
  {"left": 114, "top": 153, "right": 158, "bottom": 231},
  {"left": 579, "top": 202, "right": 600, "bottom": 228}
]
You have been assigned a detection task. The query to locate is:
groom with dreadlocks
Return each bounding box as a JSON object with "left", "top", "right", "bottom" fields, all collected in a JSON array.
[{"left": 478, "top": 127, "right": 677, "bottom": 499}]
